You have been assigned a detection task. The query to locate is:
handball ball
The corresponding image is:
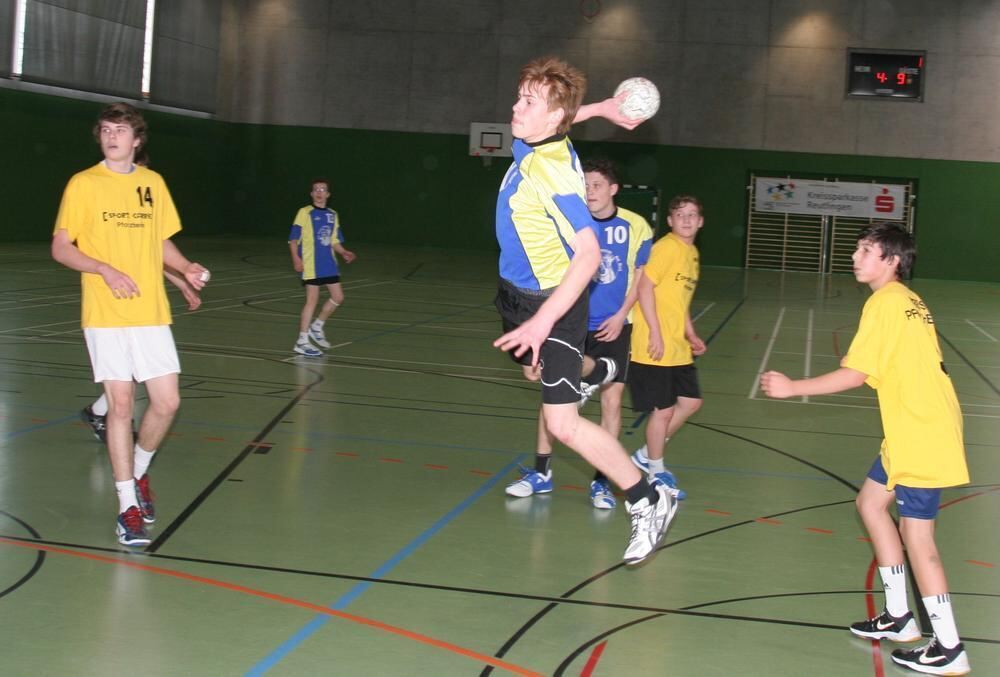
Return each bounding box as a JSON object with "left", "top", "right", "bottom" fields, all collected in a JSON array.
[{"left": 614, "top": 77, "right": 660, "bottom": 121}]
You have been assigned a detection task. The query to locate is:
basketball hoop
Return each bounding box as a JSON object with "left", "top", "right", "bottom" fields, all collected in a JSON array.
[{"left": 480, "top": 146, "right": 499, "bottom": 167}]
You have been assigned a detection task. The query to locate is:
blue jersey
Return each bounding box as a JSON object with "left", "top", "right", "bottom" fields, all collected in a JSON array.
[
  {"left": 288, "top": 205, "right": 344, "bottom": 280},
  {"left": 495, "top": 135, "right": 597, "bottom": 290},
  {"left": 588, "top": 208, "right": 654, "bottom": 330}
]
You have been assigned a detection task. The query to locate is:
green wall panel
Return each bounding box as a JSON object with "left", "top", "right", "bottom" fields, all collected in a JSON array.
[{"left": 2, "top": 87, "right": 997, "bottom": 281}]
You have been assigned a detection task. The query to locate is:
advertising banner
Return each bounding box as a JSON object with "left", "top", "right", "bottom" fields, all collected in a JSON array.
[{"left": 754, "top": 178, "right": 905, "bottom": 220}]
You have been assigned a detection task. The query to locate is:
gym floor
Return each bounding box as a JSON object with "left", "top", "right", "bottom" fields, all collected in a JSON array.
[{"left": 1, "top": 239, "right": 996, "bottom": 676}]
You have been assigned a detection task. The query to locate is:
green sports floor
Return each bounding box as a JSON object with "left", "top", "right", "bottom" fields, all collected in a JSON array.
[{"left": 0, "top": 239, "right": 997, "bottom": 676}]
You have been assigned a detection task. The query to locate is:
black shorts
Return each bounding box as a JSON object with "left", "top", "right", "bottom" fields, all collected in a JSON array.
[
  {"left": 585, "top": 325, "right": 631, "bottom": 385},
  {"left": 628, "top": 362, "right": 701, "bottom": 412},
  {"left": 495, "top": 278, "right": 588, "bottom": 405},
  {"left": 303, "top": 275, "right": 341, "bottom": 286}
]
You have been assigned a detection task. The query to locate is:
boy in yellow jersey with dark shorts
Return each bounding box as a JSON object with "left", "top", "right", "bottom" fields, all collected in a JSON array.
[
  {"left": 628, "top": 195, "right": 707, "bottom": 501},
  {"left": 761, "top": 223, "right": 971, "bottom": 675},
  {"left": 493, "top": 56, "right": 676, "bottom": 564},
  {"left": 52, "top": 102, "right": 209, "bottom": 546}
]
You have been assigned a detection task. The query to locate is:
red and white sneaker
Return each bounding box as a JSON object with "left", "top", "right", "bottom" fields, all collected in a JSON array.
[{"left": 135, "top": 474, "right": 156, "bottom": 524}]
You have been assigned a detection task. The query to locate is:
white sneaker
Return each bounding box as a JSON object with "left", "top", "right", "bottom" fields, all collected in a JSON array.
[
  {"left": 623, "top": 483, "right": 677, "bottom": 564},
  {"left": 294, "top": 340, "right": 323, "bottom": 357},
  {"left": 308, "top": 325, "right": 331, "bottom": 349}
]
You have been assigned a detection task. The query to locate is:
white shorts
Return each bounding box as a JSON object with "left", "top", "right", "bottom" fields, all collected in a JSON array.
[{"left": 83, "top": 326, "right": 181, "bottom": 383}]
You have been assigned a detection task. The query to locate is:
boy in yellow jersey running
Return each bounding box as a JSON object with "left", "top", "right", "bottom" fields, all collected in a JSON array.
[
  {"left": 493, "top": 56, "right": 676, "bottom": 564},
  {"left": 52, "top": 102, "right": 209, "bottom": 547},
  {"left": 761, "top": 223, "right": 971, "bottom": 675},
  {"left": 628, "top": 196, "right": 707, "bottom": 500}
]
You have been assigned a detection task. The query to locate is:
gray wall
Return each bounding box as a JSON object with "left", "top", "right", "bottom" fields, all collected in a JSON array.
[{"left": 216, "top": 0, "right": 1000, "bottom": 163}]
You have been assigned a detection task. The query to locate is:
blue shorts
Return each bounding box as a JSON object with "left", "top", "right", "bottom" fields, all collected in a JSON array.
[{"left": 866, "top": 457, "right": 942, "bottom": 520}]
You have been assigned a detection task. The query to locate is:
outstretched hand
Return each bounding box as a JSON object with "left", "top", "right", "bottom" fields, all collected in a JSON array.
[{"left": 760, "top": 371, "right": 794, "bottom": 399}]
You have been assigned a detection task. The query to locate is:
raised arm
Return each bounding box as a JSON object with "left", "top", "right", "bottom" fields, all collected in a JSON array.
[{"left": 573, "top": 93, "right": 643, "bottom": 130}]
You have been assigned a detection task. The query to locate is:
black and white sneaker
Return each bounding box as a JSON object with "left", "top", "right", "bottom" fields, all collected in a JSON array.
[
  {"left": 81, "top": 405, "right": 107, "bottom": 443},
  {"left": 891, "top": 638, "right": 970, "bottom": 675},
  {"left": 579, "top": 357, "right": 617, "bottom": 407},
  {"left": 849, "top": 609, "right": 921, "bottom": 642}
]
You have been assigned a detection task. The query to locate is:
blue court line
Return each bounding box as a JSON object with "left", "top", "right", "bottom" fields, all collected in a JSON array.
[
  {"left": 245, "top": 454, "right": 525, "bottom": 676},
  {"left": 2, "top": 414, "right": 78, "bottom": 443}
]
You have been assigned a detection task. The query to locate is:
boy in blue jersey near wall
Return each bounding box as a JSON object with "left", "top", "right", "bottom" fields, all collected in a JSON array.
[
  {"left": 505, "top": 157, "right": 654, "bottom": 511},
  {"left": 493, "top": 56, "right": 676, "bottom": 564},
  {"left": 761, "top": 223, "right": 971, "bottom": 675},
  {"left": 288, "top": 178, "right": 356, "bottom": 357}
]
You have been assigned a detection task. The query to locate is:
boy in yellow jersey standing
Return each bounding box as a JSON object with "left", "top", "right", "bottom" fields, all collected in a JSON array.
[
  {"left": 493, "top": 56, "right": 676, "bottom": 564},
  {"left": 288, "top": 178, "right": 356, "bottom": 357},
  {"left": 628, "top": 196, "right": 707, "bottom": 500},
  {"left": 761, "top": 222, "right": 971, "bottom": 675},
  {"left": 52, "top": 102, "right": 209, "bottom": 546}
]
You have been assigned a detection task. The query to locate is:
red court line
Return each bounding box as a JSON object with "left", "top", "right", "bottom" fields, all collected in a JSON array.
[
  {"left": 755, "top": 517, "right": 782, "bottom": 525},
  {"left": 863, "top": 559, "right": 885, "bottom": 677},
  {"left": 966, "top": 559, "right": 994, "bottom": 568},
  {"left": 805, "top": 527, "right": 834, "bottom": 535},
  {"left": 580, "top": 640, "right": 607, "bottom": 677},
  {"left": 424, "top": 464, "right": 448, "bottom": 470},
  {"left": 0, "top": 537, "right": 541, "bottom": 677},
  {"left": 705, "top": 509, "right": 731, "bottom": 516}
]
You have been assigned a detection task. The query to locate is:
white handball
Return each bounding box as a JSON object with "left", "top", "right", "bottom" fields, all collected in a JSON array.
[
  {"left": 199, "top": 270, "right": 211, "bottom": 282},
  {"left": 614, "top": 77, "right": 660, "bottom": 121}
]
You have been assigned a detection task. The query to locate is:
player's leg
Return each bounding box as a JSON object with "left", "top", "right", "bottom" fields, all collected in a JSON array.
[
  {"left": 633, "top": 365, "right": 700, "bottom": 497},
  {"left": 129, "top": 326, "right": 182, "bottom": 526},
  {"left": 891, "top": 491, "right": 970, "bottom": 674},
  {"left": 849, "top": 471, "right": 921, "bottom": 642},
  {"left": 309, "top": 280, "right": 343, "bottom": 349},
  {"left": 84, "top": 327, "right": 149, "bottom": 545},
  {"left": 891, "top": 520, "right": 970, "bottom": 673},
  {"left": 295, "top": 283, "right": 323, "bottom": 356},
  {"left": 588, "top": 381, "right": 624, "bottom": 509},
  {"left": 506, "top": 404, "right": 554, "bottom": 497}
]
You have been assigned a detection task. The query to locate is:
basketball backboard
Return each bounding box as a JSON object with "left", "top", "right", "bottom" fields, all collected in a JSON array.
[{"left": 469, "top": 122, "right": 513, "bottom": 158}]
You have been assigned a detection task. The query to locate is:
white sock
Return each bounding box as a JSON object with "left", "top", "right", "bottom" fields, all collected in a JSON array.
[
  {"left": 923, "top": 593, "right": 961, "bottom": 648},
  {"left": 298, "top": 331, "right": 310, "bottom": 343},
  {"left": 92, "top": 393, "right": 109, "bottom": 416},
  {"left": 634, "top": 445, "right": 648, "bottom": 461},
  {"left": 311, "top": 319, "right": 325, "bottom": 331},
  {"left": 879, "top": 564, "right": 909, "bottom": 616},
  {"left": 648, "top": 457, "right": 665, "bottom": 474},
  {"left": 115, "top": 479, "right": 138, "bottom": 513},
  {"left": 133, "top": 444, "right": 155, "bottom": 479}
]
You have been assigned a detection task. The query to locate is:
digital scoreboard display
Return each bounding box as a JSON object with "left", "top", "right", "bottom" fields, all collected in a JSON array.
[{"left": 847, "top": 49, "right": 925, "bottom": 101}]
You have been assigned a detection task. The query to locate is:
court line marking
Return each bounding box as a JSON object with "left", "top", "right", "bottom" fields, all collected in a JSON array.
[
  {"left": 748, "top": 306, "right": 785, "bottom": 399},
  {"left": 0, "top": 537, "right": 540, "bottom": 677},
  {"left": 247, "top": 456, "right": 524, "bottom": 675},
  {"left": 966, "top": 319, "right": 997, "bottom": 342}
]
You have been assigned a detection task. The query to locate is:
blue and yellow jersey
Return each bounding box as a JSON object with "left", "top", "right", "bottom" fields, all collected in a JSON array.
[
  {"left": 588, "top": 207, "right": 653, "bottom": 330},
  {"left": 289, "top": 205, "right": 344, "bottom": 280},
  {"left": 54, "top": 163, "right": 180, "bottom": 328},
  {"left": 495, "top": 135, "right": 596, "bottom": 290},
  {"left": 842, "top": 281, "right": 969, "bottom": 489}
]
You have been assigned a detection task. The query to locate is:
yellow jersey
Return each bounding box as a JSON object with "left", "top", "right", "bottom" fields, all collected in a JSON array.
[
  {"left": 54, "top": 163, "right": 181, "bottom": 328},
  {"left": 842, "top": 281, "right": 969, "bottom": 489},
  {"left": 630, "top": 233, "right": 699, "bottom": 366}
]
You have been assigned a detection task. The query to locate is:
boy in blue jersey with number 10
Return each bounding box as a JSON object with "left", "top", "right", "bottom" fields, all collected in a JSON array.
[
  {"left": 288, "top": 178, "right": 356, "bottom": 357},
  {"left": 493, "top": 56, "right": 676, "bottom": 565}
]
